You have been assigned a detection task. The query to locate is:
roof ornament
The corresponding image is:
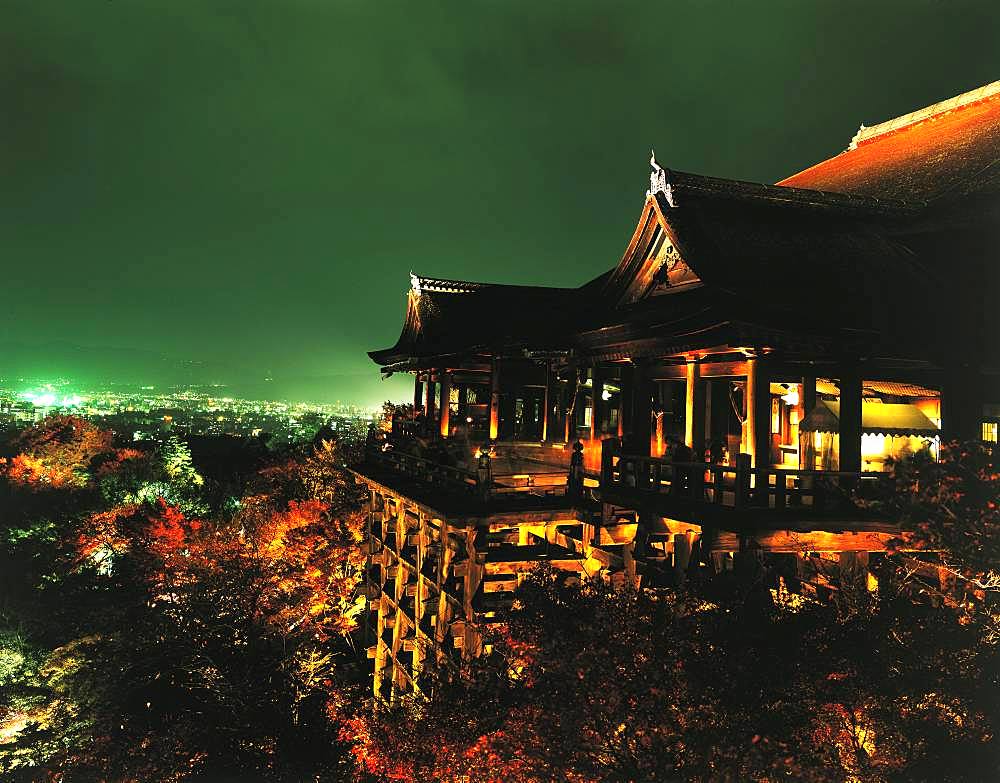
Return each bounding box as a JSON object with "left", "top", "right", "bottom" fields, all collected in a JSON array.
[
  {"left": 409, "top": 271, "right": 422, "bottom": 296},
  {"left": 848, "top": 124, "right": 867, "bottom": 151},
  {"left": 647, "top": 150, "right": 676, "bottom": 207}
]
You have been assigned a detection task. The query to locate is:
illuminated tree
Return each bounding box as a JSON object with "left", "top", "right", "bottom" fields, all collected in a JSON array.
[
  {"left": 159, "top": 434, "right": 204, "bottom": 488},
  {"left": 1, "top": 415, "right": 113, "bottom": 490},
  {"left": 865, "top": 441, "right": 1000, "bottom": 616},
  {"left": 342, "top": 562, "right": 1000, "bottom": 783}
]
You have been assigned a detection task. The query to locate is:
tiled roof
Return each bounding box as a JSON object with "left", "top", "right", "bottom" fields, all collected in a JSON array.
[
  {"left": 863, "top": 380, "right": 939, "bottom": 398},
  {"left": 778, "top": 81, "right": 1000, "bottom": 203}
]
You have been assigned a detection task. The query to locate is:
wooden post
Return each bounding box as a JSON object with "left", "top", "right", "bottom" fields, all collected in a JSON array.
[
  {"left": 541, "top": 360, "right": 551, "bottom": 442},
  {"left": 802, "top": 374, "right": 817, "bottom": 415},
  {"left": 489, "top": 358, "right": 500, "bottom": 441},
  {"left": 703, "top": 377, "right": 712, "bottom": 454},
  {"left": 600, "top": 436, "right": 620, "bottom": 487},
  {"left": 618, "top": 363, "right": 634, "bottom": 439},
  {"left": 745, "top": 355, "right": 771, "bottom": 470},
  {"left": 685, "top": 359, "right": 705, "bottom": 457},
  {"left": 942, "top": 362, "right": 983, "bottom": 443},
  {"left": 567, "top": 441, "right": 584, "bottom": 500},
  {"left": 591, "top": 364, "right": 605, "bottom": 441},
  {"left": 439, "top": 371, "right": 451, "bottom": 438},
  {"left": 413, "top": 374, "right": 424, "bottom": 415},
  {"left": 633, "top": 361, "right": 653, "bottom": 457},
  {"left": 674, "top": 533, "right": 692, "bottom": 586},
  {"left": 735, "top": 452, "right": 751, "bottom": 507},
  {"left": 839, "top": 367, "right": 862, "bottom": 473},
  {"left": 425, "top": 371, "right": 436, "bottom": 423}
]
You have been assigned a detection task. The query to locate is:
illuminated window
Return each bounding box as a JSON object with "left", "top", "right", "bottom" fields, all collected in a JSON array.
[{"left": 983, "top": 421, "right": 999, "bottom": 444}]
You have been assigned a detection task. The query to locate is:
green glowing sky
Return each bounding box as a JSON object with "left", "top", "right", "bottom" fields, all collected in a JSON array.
[{"left": 2, "top": 1, "right": 998, "bottom": 406}]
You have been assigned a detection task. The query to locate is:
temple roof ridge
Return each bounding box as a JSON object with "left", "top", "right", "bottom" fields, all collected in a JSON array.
[
  {"left": 666, "top": 168, "right": 921, "bottom": 213},
  {"left": 409, "top": 273, "right": 585, "bottom": 296},
  {"left": 777, "top": 80, "right": 1000, "bottom": 202},
  {"left": 848, "top": 79, "right": 1000, "bottom": 150}
]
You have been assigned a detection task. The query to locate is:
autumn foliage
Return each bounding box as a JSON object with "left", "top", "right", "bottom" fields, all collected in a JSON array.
[
  {"left": 1, "top": 416, "right": 113, "bottom": 489},
  {"left": 2, "top": 418, "right": 999, "bottom": 782},
  {"left": 1, "top": 419, "right": 368, "bottom": 781}
]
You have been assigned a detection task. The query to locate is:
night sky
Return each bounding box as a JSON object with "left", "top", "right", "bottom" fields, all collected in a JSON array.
[{"left": 2, "top": 1, "right": 998, "bottom": 406}]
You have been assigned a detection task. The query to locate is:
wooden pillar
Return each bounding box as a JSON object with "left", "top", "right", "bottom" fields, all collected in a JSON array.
[
  {"left": 439, "top": 371, "right": 451, "bottom": 438},
  {"left": 632, "top": 361, "right": 653, "bottom": 457},
  {"left": 673, "top": 533, "right": 692, "bottom": 586},
  {"left": 541, "top": 361, "right": 551, "bottom": 442},
  {"left": 591, "top": 365, "right": 605, "bottom": 441},
  {"left": 563, "top": 370, "right": 574, "bottom": 443},
  {"left": 745, "top": 355, "right": 771, "bottom": 469},
  {"left": 684, "top": 359, "right": 705, "bottom": 456},
  {"left": 802, "top": 374, "right": 817, "bottom": 415},
  {"left": 942, "top": 362, "right": 983, "bottom": 443},
  {"left": 413, "top": 374, "right": 424, "bottom": 415},
  {"left": 709, "top": 379, "right": 729, "bottom": 455},
  {"left": 488, "top": 358, "right": 500, "bottom": 441},
  {"left": 618, "top": 363, "right": 634, "bottom": 439},
  {"left": 424, "top": 372, "right": 437, "bottom": 423},
  {"left": 839, "top": 367, "right": 862, "bottom": 473}
]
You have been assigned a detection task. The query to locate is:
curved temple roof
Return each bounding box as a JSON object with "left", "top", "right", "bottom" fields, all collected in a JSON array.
[
  {"left": 779, "top": 80, "right": 1000, "bottom": 202},
  {"left": 370, "top": 81, "right": 999, "bottom": 371}
]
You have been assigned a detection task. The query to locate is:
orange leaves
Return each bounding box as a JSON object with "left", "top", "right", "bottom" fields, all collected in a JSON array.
[
  {"left": 0, "top": 417, "right": 146, "bottom": 493},
  {"left": 147, "top": 502, "right": 190, "bottom": 555},
  {"left": 1, "top": 453, "right": 78, "bottom": 489},
  {"left": 94, "top": 447, "right": 148, "bottom": 478},
  {"left": 4, "top": 415, "right": 114, "bottom": 489},
  {"left": 75, "top": 504, "right": 139, "bottom": 565}
]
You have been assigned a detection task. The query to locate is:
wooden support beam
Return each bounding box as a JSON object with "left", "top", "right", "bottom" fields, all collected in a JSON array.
[
  {"left": 413, "top": 374, "right": 424, "bottom": 415},
  {"left": 712, "top": 529, "right": 901, "bottom": 553},
  {"left": 618, "top": 363, "right": 634, "bottom": 439},
  {"left": 941, "top": 362, "right": 983, "bottom": 442},
  {"left": 489, "top": 358, "right": 500, "bottom": 441},
  {"left": 674, "top": 532, "right": 693, "bottom": 585},
  {"left": 541, "top": 361, "right": 552, "bottom": 442},
  {"left": 439, "top": 372, "right": 451, "bottom": 438},
  {"left": 685, "top": 359, "right": 705, "bottom": 456},
  {"left": 802, "top": 374, "right": 817, "bottom": 415},
  {"left": 424, "top": 372, "right": 436, "bottom": 422},
  {"left": 839, "top": 367, "right": 862, "bottom": 473},
  {"left": 591, "top": 364, "right": 605, "bottom": 440},
  {"left": 649, "top": 359, "right": 749, "bottom": 380},
  {"left": 745, "top": 355, "right": 771, "bottom": 469},
  {"left": 632, "top": 361, "right": 653, "bottom": 456}
]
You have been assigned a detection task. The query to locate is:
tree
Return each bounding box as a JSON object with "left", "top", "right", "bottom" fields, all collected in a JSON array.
[
  {"left": 342, "top": 559, "right": 1000, "bottom": 783},
  {"left": 2, "top": 426, "right": 370, "bottom": 781},
  {"left": 160, "top": 435, "right": 204, "bottom": 489},
  {"left": 1, "top": 415, "right": 114, "bottom": 490},
  {"left": 864, "top": 441, "right": 1000, "bottom": 617}
]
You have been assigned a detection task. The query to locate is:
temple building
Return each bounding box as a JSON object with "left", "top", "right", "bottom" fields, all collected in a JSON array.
[{"left": 352, "top": 81, "right": 1000, "bottom": 701}]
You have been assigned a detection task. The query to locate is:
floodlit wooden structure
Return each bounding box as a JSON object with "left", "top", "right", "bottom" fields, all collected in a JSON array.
[{"left": 353, "top": 81, "right": 1000, "bottom": 700}]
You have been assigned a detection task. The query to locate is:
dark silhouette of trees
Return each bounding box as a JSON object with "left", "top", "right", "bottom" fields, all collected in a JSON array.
[{"left": 2, "top": 420, "right": 998, "bottom": 782}]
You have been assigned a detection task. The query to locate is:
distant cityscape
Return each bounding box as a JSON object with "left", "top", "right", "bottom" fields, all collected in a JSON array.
[{"left": 0, "top": 377, "right": 377, "bottom": 445}]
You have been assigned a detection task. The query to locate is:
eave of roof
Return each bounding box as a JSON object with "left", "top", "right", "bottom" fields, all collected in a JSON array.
[{"left": 800, "top": 400, "right": 940, "bottom": 437}]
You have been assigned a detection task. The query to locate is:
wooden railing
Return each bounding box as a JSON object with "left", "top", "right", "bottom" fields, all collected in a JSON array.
[
  {"left": 367, "top": 447, "right": 478, "bottom": 494},
  {"left": 365, "top": 446, "right": 570, "bottom": 502},
  {"left": 604, "top": 448, "right": 879, "bottom": 514}
]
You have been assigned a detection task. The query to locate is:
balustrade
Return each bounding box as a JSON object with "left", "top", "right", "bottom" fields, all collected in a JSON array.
[
  {"left": 604, "top": 446, "right": 878, "bottom": 514},
  {"left": 366, "top": 444, "right": 570, "bottom": 503}
]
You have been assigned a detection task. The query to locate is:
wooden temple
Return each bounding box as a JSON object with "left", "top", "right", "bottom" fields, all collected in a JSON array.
[{"left": 353, "top": 81, "right": 1000, "bottom": 701}]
